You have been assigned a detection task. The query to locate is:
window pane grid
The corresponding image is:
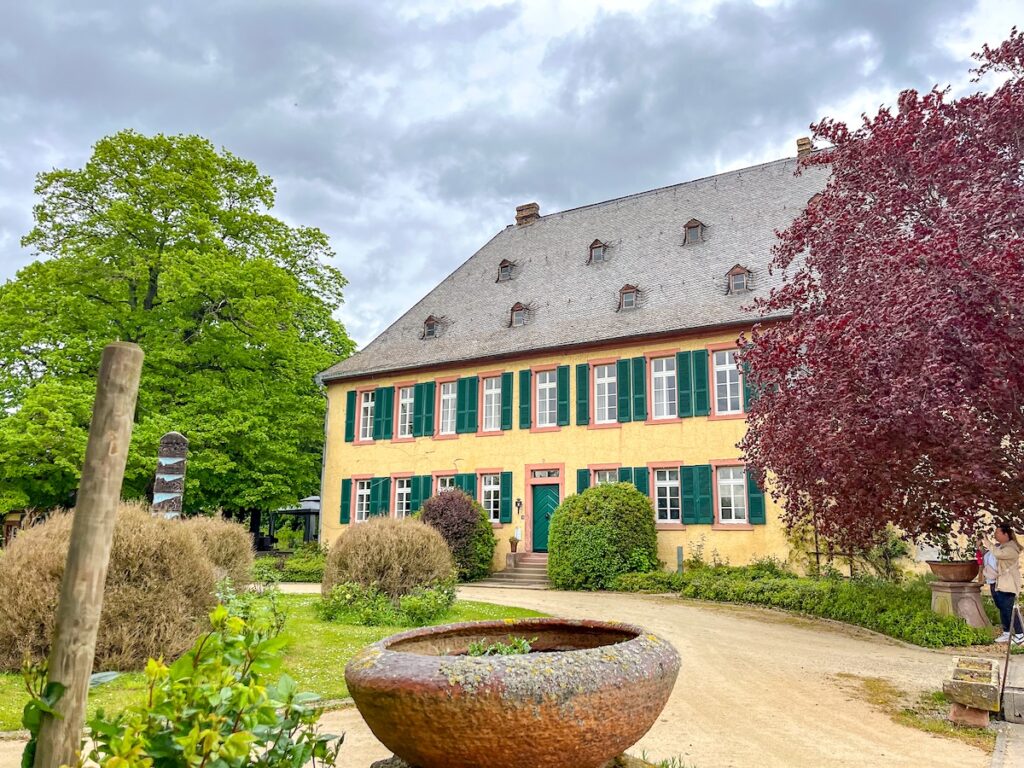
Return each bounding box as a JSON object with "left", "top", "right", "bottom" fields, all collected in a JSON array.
[
  {"left": 483, "top": 377, "right": 501, "bottom": 431},
  {"left": 714, "top": 350, "right": 742, "bottom": 414},
  {"left": 717, "top": 467, "right": 747, "bottom": 523},
  {"left": 652, "top": 357, "right": 677, "bottom": 419},
  {"left": 395, "top": 478, "right": 412, "bottom": 517},
  {"left": 439, "top": 382, "right": 457, "bottom": 434},
  {"left": 398, "top": 386, "right": 414, "bottom": 438},
  {"left": 594, "top": 364, "right": 617, "bottom": 423},
  {"left": 536, "top": 370, "right": 557, "bottom": 427},
  {"left": 482, "top": 474, "right": 501, "bottom": 522},
  {"left": 594, "top": 469, "right": 618, "bottom": 485},
  {"left": 359, "top": 392, "right": 375, "bottom": 440},
  {"left": 355, "top": 480, "right": 371, "bottom": 522},
  {"left": 654, "top": 468, "right": 681, "bottom": 522},
  {"left": 436, "top": 476, "right": 455, "bottom": 493}
]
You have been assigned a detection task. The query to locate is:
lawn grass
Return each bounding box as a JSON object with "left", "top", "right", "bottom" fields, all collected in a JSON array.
[{"left": 0, "top": 594, "right": 545, "bottom": 732}]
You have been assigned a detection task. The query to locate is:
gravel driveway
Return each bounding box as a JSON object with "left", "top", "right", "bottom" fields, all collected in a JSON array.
[{"left": 0, "top": 585, "right": 989, "bottom": 768}]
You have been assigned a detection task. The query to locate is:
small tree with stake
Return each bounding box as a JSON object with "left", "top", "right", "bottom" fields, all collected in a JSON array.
[{"left": 740, "top": 30, "right": 1024, "bottom": 557}]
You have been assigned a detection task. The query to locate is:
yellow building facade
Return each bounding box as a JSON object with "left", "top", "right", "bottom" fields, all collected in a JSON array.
[{"left": 319, "top": 152, "right": 826, "bottom": 571}]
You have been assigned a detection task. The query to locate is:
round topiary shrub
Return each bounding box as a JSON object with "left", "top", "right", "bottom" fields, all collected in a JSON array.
[
  {"left": 322, "top": 517, "right": 455, "bottom": 598},
  {"left": 419, "top": 490, "right": 497, "bottom": 581},
  {"left": 183, "top": 514, "right": 254, "bottom": 587},
  {"left": 547, "top": 482, "right": 659, "bottom": 590},
  {"left": 0, "top": 501, "right": 217, "bottom": 672}
]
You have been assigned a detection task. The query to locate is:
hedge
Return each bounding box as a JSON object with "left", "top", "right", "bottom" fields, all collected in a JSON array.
[{"left": 610, "top": 565, "right": 993, "bottom": 648}]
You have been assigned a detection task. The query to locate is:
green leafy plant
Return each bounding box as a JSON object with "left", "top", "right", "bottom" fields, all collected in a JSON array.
[
  {"left": 548, "top": 483, "right": 659, "bottom": 591},
  {"left": 466, "top": 636, "right": 535, "bottom": 656},
  {"left": 419, "top": 491, "right": 496, "bottom": 582},
  {"left": 20, "top": 659, "right": 65, "bottom": 768},
  {"left": 281, "top": 545, "right": 327, "bottom": 582},
  {"left": 82, "top": 604, "right": 342, "bottom": 768},
  {"left": 252, "top": 556, "right": 283, "bottom": 585},
  {"left": 318, "top": 579, "right": 456, "bottom": 627}
]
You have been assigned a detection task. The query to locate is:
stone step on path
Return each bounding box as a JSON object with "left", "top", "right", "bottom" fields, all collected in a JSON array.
[{"left": 472, "top": 553, "right": 551, "bottom": 589}]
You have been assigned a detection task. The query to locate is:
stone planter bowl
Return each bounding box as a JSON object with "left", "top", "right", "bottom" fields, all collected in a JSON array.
[
  {"left": 927, "top": 560, "right": 980, "bottom": 582},
  {"left": 345, "top": 618, "right": 680, "bottom": 768}
]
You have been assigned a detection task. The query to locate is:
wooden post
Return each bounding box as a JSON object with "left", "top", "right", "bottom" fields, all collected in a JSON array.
[{"left": 34, "top": 342, "right": 143, "bottom": 768}]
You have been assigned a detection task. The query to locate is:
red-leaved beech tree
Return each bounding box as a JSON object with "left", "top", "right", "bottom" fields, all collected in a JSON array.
[{"left": 740, "top": 30, "right": 1024, "bottom": 555}]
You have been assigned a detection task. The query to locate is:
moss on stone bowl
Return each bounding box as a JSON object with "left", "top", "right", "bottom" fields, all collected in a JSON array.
[{"left": 346, "top": 618, "right": 680, "bottom": 768}]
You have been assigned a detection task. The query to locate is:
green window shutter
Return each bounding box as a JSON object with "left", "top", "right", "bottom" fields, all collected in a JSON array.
[
  {"left": 455, "top": 473, "right": 477, "bottom": 499},
  {"left": 518, "top": 369, "right": 532, "bottom": 429},
  {"left": 368, "top": 478, "right": 380, "bottom": 516},
  {"left": 499, "top": 472, "right": 513, "bottom": 523},
  {"left": 500, "top": 372, "right": 514, "bottom": 431},
  {"left": 692, "top": 350, "right": 710, "bottom": 417},
  {"left": 378, "top": 477, "right": 392, "bottom": 516},
  {"left": 631, "top": 357, "right": 647, "bottom": 421},
  {"left": 340, "top": 478, "right": 352, "bottom": 524},
  {"left": 618, "top": 466, "right": 634, "bottom": 484},
  {"left": 373, "top": 387, "right": 394, "bottom": 440},
  {"left": 575, "top": 364, "right": 590, "bottom": 426},
  {"left": 556, "top": 365, "right": 570, "bottom": 426},
  {"left": 344, "top": 390, "right": 357, "bottom": 442},
  {"left": 576, "top": 468, "right": 590, "bottom": 494},
  {"left": 742, "top": 360, "right": 757, "bottom": 412},
  {"left": 412, "top": 384, "right": 425, "bottom": 437},
  {"left": 456, "top": 376, "right": 478, "bottom": 433},
  {"left": 422, "top": 381, "right": 436, "bottom": 436},
  {"left": 695, "top": 465, "right": 713, "bottom": 524},
  {"left": 413, "top": 475, "right": 432, "bottom": 511},
  {"left": 748, "top": 469, "right": 766, "bottom": 525},
  {"left": 616, "top": 358, "right": 632, "bottom": 423},
  {"left": 676, "top": 352, "right": 693, "bottom": 418},
  {"left": 409, "top": 475, "right": 422, "bottom": 513},
  {"left": 681, "top": 466, "right": 697, "bottom": 524},
  {"left": 633, "top": 466, "right": 649, "bottom": 496}
]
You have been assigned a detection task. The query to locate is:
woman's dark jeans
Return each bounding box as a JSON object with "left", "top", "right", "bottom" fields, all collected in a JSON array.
[{"left": 993, "top": 589, "right": 1023, "bottom": 633}]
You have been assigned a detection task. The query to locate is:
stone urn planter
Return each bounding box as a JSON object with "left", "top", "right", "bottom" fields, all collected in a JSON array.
[
  {"left": 345, "top": 618, "right": 680, "bottom": 768},
  {"left": 926, "top": 560, "right": 980, "bottom": 582}
]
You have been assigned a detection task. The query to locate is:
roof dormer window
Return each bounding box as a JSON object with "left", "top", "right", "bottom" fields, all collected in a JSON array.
[
  {"left": 618, "top": 284, "right": 639, "bottom": 311},
  {"left": 497, "top": 259, "right": 515, "bottom": 282},
  {"left": 684, "top": 219, "right": 705, "bottom": 245},
  {"left": 510, "top": 302, "right": 528, "bottom": 327},
  {"left": 726, "top": 265, "right": 751, "bottom": 294},
  {"left": 423, "top": 315, "right": 441, "bottom": 339},
  {"left": 588, "top": 240, "right": 607, "bottom": 264}
]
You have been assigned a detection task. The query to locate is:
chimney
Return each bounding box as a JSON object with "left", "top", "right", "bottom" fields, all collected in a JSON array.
[
  {"left": 796, "top": 136, "right": 813, "bottom": 157},
  {"left": 515, "top": 202, "right": 540, "bottom": 226}
]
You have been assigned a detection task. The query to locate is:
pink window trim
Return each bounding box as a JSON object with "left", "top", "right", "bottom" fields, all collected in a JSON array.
[
  {"left": 588, "top": 357, "right": 621, "bottom": 430},
  {"left": 706, "top": 341, "right": 747, "bottom": 421},
  {"left": 709, "top": 458, "right": 752, "bottom": 528},
  {"left": 476, "top": 370, "right": 506, "bottom": 436},
  {"left": 391, "top": 380, "right": 417, "bottom": 443},
  {"left": 530, "top": 364, "right": 561, "bottom": 434},
  {"left": 434, "top": 375, "right": 460, "bottom": 439},
  {"left": 352, "top": 387, "right": 377, "bottom": 445}
]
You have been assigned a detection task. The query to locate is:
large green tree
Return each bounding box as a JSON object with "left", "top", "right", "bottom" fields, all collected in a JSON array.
[{"left": 0, "top": 130, "right": 353, "bottom": 515}]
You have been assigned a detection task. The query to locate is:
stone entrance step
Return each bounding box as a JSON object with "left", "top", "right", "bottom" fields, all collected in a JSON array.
[{"left": 472, "top": 552, "right": 551, "bottom": 589}]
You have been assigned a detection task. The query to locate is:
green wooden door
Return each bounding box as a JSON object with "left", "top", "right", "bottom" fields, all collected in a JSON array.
[{"left": 531, "top": 484, "right": 560, "bottom": 552}]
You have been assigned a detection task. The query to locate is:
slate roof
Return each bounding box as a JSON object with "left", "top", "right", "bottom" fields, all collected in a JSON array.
[{"left": 321, "top": 155, "right": 827, "bottom": 382}]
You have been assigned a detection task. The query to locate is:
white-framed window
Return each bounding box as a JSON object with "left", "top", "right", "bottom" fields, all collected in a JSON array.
[
  {"left": 685, "top": 222, "right": 703, "bottom": 244},
  {"left": 714, "top": 349, "right": 742, "bottom": 414},
  {"left": 397, "top": 386, "right": 414, "bottom": 438},
  {"left": 593, "top": 364, "right": 617, "bottom": 424},
  {"left": 651, "top": 357, "right": 677, "bottom": 419},
  {"left": 590, "top": 243, "right": 606, "bottom": 262},
  {"left": 499, "top": 262, "right": 513, "bottom": 281},
  {"left": 355, "top": 479, "right": 372, "bottom": 522},
  {"left": 424, "top": 319, "right": 438, "bottom": 338},
  {"left": 481, "top": 473, "right": 501, "bottom": 522},
  {"left": 730, "top": 272, "right": 748, "bottom": 293},
  {"left": 512, "top": 308, "right": 527, "bottom": 327},
  {"left": 439, "top": 381, "right": 457, "bottom": 435},
  {"left": 620, "top": 290, "right": 637, "bottom": 310},
  {"left": 536, "top": 369, "right": 557, "bottom": 428},
  {"left": 435, "top": 475, "right": 456, "bottom": 493},
  {"left": 654, "top": 468, "right": 681, "bottom": 523},
  {"left": 395, "top": 477, "right": 412, "bottom": 517},
  {"left": 482, "top": 376, "right": 501, "bottom": 431},
  {"left": 594, "top": 469, "right": 618, "bottom": 485},
  {"left": 717, "top": 467, "right": 748, "bottom": 523},
  {"left": 359, "top": 391, "right": 375, "bottom": 441}
]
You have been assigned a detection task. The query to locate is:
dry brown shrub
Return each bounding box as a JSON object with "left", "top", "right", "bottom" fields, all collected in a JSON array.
[
  {"left": 322, "top": 517, "right": 455, "bottom": 598},
  {"left": 0, "top": 501, "right": 216, "bottom": 672},
  {"left": 183, "top": 514, "right": 254, "bottom": 586}
]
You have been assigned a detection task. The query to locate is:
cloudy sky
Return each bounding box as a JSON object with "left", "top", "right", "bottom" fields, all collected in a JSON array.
[{"left": 0, "top": 0, "right": 1018, "bottom": 347}]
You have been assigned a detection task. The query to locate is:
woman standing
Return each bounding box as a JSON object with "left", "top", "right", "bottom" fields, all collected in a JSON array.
[{"left": 990, "top": 522, "right": 1023, "bottom": 644}]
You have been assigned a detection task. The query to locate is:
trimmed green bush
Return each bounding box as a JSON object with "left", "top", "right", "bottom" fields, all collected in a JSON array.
[
  {"left": 318, "top": 579, "right": 456, "bottom": 626},
  {"left": 419, "top": 490, "right": 496, "bottom": 582},
  {"left": 547, "top": 483, "right": 659, "bottom": 591},
  {"left": 611, "top": 564, "right": 992, "bottom": 648},
  {"left": 281, "top": 544, "right": 327, "bottom": 582}
]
